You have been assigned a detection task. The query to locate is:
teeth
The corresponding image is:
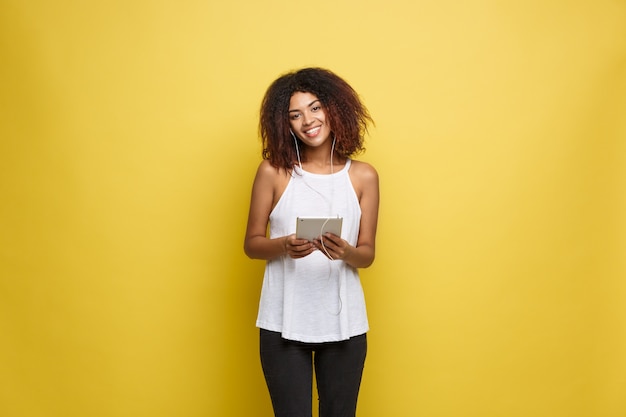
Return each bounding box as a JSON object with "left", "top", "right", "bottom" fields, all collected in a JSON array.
[{"left": 305, "top": 127, "right": 320, "bottom": 134}]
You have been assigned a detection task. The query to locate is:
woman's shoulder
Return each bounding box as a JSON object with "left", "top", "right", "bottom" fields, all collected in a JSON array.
[
  {"left": 255, "top": 159, "right": 292, "bottom": 183},
  {"left": 255, "top": 159, "right": 279, "bottom": 175},
  {"left": 256, "top": 159, "right": 275, "bottom": 173},
  {"left": 349, "top": 159, "right": 379, "bottom": 181}
]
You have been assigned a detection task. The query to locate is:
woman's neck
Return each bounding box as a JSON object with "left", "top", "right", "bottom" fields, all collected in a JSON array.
[{"left": 300, "top": 151, "right": 345, "bottom": 174}]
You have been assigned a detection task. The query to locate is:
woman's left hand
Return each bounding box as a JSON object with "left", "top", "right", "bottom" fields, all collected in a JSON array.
[{"left": 313, "top": 233, "right": 351, "bottom": 261}]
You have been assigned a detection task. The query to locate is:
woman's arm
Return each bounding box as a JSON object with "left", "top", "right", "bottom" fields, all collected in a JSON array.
[
  {"left": 244, "top": 161, "right": 315, "bottom": 260},
  {"left": 314, "top": 161, "right": 379, "bottom": 268}
]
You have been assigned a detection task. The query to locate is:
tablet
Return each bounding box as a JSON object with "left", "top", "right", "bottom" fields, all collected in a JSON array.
[{"left": 296, "top": 217, "right": 343, "bottom": 241}]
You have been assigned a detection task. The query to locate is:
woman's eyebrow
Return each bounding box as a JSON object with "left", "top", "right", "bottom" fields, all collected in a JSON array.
[{"left": 289, "top": 100, "right": 321, "bottom": 113}]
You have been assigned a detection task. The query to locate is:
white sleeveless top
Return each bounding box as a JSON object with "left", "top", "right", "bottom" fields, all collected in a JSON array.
[{"left": 256, "top": 159, "right": 369, "bottom": 343}]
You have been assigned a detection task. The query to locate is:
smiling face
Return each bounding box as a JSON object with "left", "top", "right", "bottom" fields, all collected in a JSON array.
[{"left": 288, "top": 92, "right": 331, "bottom": 148}]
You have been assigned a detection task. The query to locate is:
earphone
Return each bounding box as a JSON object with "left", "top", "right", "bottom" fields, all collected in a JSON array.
[
  {"left": 289, "top": 129, "right": 343, "bottom": 315},
  {"left": 290, "top": 129, "right": 303, "bottom": 171},
  {"left": 289, "top": 129, "right": 336, "bottom": 175},
  {"left": 290, "top": 129, "right": 338, "bottom": 254}
]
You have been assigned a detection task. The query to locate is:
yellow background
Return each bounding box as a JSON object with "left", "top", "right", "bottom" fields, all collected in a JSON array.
[{"left": 1, "top": 1, "right": 625, "bottom": 416}]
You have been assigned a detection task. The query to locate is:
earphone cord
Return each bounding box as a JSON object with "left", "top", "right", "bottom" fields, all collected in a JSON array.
[
  {"left": 291, "top": 131, "right": 342, "bottom": 315},
  {"left": 319, "top": 135, "right": 336, "bottom": 259},
  {"left": 319, "top": 218, "right": 334, "bottom": 260},
  {"left": 291, "top": 131, "right": 336, "bottom": 215},
  {"left": 294, "top": 131, "right": 303, "bottom": 171},
  {"left": 320, "top": 136, "right": 342, "bottom": 315}
]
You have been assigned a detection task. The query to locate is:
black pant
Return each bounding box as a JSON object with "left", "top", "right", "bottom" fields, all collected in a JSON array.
[{"left": 260, "top": 329, "right": 367, "bottom": 417}]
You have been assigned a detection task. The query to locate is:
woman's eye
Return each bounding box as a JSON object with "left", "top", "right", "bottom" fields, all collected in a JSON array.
[
  {"left": 290, "top": 113, "right": 301, "bottom": 120},
  {"left": 312, "top": 106, "right": 321, "bottom": 111}
]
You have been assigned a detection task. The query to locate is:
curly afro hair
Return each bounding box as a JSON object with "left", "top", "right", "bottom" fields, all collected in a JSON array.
[{"left": 259, "top": 67, "right": 373, "bottom": 170}]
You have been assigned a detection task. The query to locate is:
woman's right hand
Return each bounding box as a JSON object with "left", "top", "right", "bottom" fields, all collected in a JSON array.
[{"left": 284, "top": 234, "right": 316, "bottom": 259}]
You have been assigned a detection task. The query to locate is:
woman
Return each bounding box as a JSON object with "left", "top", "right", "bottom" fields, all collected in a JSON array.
[{"left": 244, "top": 67, "right": 379, "bottom": 417}]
